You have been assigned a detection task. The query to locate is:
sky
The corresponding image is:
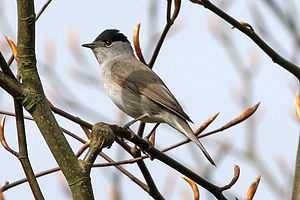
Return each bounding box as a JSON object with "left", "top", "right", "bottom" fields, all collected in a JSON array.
[{"left": 0, "top": 0, "right": 298, "bottom": 199}]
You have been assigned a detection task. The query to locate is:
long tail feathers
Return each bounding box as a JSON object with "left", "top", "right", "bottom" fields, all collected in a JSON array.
[
  {"left": 184, "top": 127, "right": 216, "bottom": 166},
  {"left": 169, "top": 117, "right": 216, "bottom": 166}
]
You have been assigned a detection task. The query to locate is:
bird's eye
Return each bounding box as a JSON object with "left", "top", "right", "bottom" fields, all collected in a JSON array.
[{"left": 104, "top": 40, "right": 112, "bottom": 47}]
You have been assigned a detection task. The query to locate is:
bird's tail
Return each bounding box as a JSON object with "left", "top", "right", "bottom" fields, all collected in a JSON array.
[{"left": 167, "top": 115, "right": 216, "bottom": 166}]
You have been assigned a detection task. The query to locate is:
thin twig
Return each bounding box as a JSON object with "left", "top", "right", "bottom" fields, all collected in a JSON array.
[
  {"left": 111, "top": 125, "right": 229, "bottom": 200},
  {"left": 14, "top": 100, "right": 45, "bottom": 200},
  {"left": 35, "top": 0, "right": 53, "bottom": 21},
  {"left": 148, "top": 0, "right": 181, "bottom": 68},
  {"left": 191, "top": 0, "right": 300, "bottom": 81}
]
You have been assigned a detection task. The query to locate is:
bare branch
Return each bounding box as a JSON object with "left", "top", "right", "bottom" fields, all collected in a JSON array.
[
  {"left": 14, "top": 99, "right": 45, "bottom": 200},
  {"left": 162, "top": 103, "right": 259, "bottom": 153},
  {"left": 35, "top": 0, "right": 53, "bottom": 21},
  {"left": 148, "top": 0, "right": 181, "bottom": 68},
  {"left": 190, "top": 0, "right": 300, "bottom": 81},
  {"left": 110, "top": 124, "right": 229, "bottom": 200}
]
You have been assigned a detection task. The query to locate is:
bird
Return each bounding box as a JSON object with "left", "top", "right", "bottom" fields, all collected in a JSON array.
[{"left": 82, "top": 29, "right": 215, "bottom": 166}]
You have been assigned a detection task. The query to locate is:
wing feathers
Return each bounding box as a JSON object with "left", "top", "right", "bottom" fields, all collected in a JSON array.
[{"left": 110, "top": 59, "right": 192, "bottom": 122}]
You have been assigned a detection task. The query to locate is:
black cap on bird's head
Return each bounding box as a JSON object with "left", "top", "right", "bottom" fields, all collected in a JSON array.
[
  {"left": 82, "top": 29, "right": 129, "bottom": 49},
  {"left": 94, "top": 29, "right": 129, "bottom": 43}
]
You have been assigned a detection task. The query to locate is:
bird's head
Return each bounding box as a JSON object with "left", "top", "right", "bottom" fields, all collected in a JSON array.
[{"left": 82, "top": 29, "right": 133, "bottom": 63}]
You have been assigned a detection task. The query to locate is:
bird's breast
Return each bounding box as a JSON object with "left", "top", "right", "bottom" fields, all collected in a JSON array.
[{"left": 101, "top": 68, "right": 145, "bottom": 119}]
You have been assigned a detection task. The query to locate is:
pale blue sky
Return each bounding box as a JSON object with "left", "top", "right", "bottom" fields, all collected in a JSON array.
[{"left": 0, "top": 0, "right": 298, "bottom": 199}]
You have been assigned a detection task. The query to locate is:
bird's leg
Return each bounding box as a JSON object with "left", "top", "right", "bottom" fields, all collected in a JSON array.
[
  {"left": 145, "top": 123, "right": 160, "bottom": 139},
  {"left": 123, "top": 113, "right": 149, "bottom": 129}
]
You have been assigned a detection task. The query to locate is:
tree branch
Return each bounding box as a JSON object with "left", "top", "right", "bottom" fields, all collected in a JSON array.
[
  {"left": 0, "top": 109, "right": 150, "bottom": 194},
  {"left": 14, "top": 99, "right": 45, "bottom": 200},
  {"left": 15, "top": 1, "right": 94, "bottom": 199},
  {"left": 0, "top": 71, "right": 23, "bottom": 97},
  {"left": 111, "top": 125, "right": 229, "bottom": 200},
  {"left": 116, "top": 138, "right": 165, "bottom": 200},
  {"left": 148, "top": 0, "right": 181, "bottom": 68},
  {"left": 292, "top": 134, "right": 300, "bottom": 200},
  {"left": 82, "top": 123, "right": 115, "bottom": 173},
  {"left": 191, "top": 0, "right": 300, "bottom": 81}
]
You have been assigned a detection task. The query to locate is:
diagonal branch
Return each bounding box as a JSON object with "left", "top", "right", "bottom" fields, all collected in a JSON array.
[
  {"left": 148, "top": 0, "right": 181, "bottom": 68},
  {"left": 35, "top": 0, "right": 53, "bottom": 21},
  {"left": 0, "top": 71, "right": 23, "bottom": 97},
  {"left": 191, "top": 0, "right": 300, "bottom": 81},
  {"left": 0, "top": 109, "right": 149, "bottom": 193},
  {"left": 115, "top": 137, "right": 165, "bottom": 200},
  {"left": 1, "top": 38, "right": 44, "bottom": 199},
  {"left": 14, "top": 100, "right": 45, "bottom": 200},
  {"left": 111, "top": 125, "right": 228, "bottom": 200}
]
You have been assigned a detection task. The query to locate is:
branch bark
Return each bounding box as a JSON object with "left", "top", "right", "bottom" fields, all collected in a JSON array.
[
  {"left": 82, "top": 123, "right": 115, "bottom": 173},
  {"left": 14, "top": 99, "right": 45, "bottom": 200},
  {"left": 191, "top": 0, "right": 300, "bottom": 81},
  {"left": 293, "top": 134, "right": 300, "bottom": 200},
  {"left": 110, "top": 124, "right": 229, "bottom": 200},
  {"left": 15, "top": 0, "right": 94, "bottom": 199}
]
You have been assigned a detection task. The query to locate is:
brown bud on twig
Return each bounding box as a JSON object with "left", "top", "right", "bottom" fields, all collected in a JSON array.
[
  {"left": 295, "top": 93, "right": 300, "bottom": 121},
  {"left": 4, "top": 36, "right": 17, "bottom": 59},
  {"left": 171, "top": 0, "right": 181, "bottom": 21},
  {"left": 246, "top": 176, "right": 261, "bottom": 200},
  {"left": 220, "top": 165, "right": 240, "bottom": 191},
  {"left": 231, "top": 21, "right": 254, "bottom": 32},
  {"left": 0, "top": 188, "right": 4, "bottom": 200},
  {"left": 182, "top": 176, "right": 199, "bottom": 200},
  {"left": 133, "top": 23, "right": 146, "bottom": 65},
  {"left": 219, "top": 102, "right": 259, "bottom": 130},
  {"left": 0, "top": 117, "right": 18, "bottom": 157},
  {"left": 0, "top": 189, "right": 4, "bottom": 200},
  {"left": 239, "top": 21, "right": 254, "bottom": 32},
  {"left": 195, "top": 112, "right": 220, "bottom": 136},
  {"left": 200, "top": 102, "right": 260, "bottom": 138},
  {"left": 149, "top": 131, "right": 156, "bottom": 146}
]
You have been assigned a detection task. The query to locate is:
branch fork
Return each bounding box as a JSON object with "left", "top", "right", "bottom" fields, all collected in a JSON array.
[{"left": 82, "top": 123, "right": 115, "bottom": 173}]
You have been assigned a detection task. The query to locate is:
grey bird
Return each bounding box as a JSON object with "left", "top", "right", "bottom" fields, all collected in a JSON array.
[{"left": 82, "top": 29, "right": 215, "bottom": 166}]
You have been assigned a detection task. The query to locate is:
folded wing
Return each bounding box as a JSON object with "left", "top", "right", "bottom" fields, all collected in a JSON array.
[{"left": 110, "top": 59, "right": 192, "bottom": 122}]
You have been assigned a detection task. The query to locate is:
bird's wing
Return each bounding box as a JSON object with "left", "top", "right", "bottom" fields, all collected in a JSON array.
[{"left": 110, "top": 59, "right": 192, "bottom": 122}]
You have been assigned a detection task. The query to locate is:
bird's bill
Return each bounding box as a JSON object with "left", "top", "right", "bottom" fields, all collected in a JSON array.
[{"left": 82, "top": 42, "right": 96, "bottom": 49}]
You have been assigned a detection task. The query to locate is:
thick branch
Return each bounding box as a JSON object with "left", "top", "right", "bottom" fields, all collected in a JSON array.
[
  {"left": 82, "top": 123, "right": 115, "bottom": 173},
  {"left": 0, "top": 72, "right": 23, "bottom": 97},
  {"left": 15, "top": 1, "right": 94, "bottom": 199},
  {"left": 0, "top": 109, "right": 149, "bottom": 193}
]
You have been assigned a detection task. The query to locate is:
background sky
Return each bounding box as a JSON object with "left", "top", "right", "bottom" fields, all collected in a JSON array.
[{"left": 0, "top": 0, "right": 298, "bottom": 199}]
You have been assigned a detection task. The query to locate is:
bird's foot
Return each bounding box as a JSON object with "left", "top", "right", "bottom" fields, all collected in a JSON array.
[{"left": 123, "top": 113, "right": 149, "bottom": 129}]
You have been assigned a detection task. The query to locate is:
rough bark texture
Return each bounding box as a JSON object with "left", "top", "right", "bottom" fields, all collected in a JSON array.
[{"left": 16, "top": 0, "right": 94, "bottom": 199}]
